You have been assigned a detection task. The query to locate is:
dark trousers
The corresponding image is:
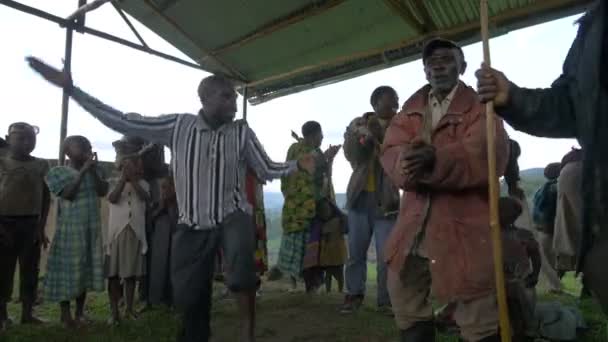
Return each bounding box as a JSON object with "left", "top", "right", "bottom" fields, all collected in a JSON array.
[
  {"left": 0, "top": 216, "right": 40, "bottom": 304},
  {"left": 171, "top": 211, "right": 257, "bottom": 342},
  {"left": 583, "top": 227, "right": 608, "bottom": 315}
]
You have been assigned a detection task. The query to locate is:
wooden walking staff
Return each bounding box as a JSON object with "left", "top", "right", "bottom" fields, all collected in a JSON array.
[{"left": 479, "top": 0, "right": 512, "bottom": 341}]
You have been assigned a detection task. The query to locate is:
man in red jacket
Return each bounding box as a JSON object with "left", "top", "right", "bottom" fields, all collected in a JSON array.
[{"left": 380, "top": 39, "right": 509, "bottom": 342}]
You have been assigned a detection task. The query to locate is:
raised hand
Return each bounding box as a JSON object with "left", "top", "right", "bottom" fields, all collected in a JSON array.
[
  {"left": 324, "top": 144, "right": 342, "bottom": 162},
  {"left": 82, "top": 152, "right": 98, "bottom": 172},
  {"left": 35, "top": 228, "right": 50, "bottom": 250},
  {"left": 475, "top": 63, "right": 511, "bottom": 107},
  {"left": 26, "top": 56, "right": 72, "bottom": 89}
]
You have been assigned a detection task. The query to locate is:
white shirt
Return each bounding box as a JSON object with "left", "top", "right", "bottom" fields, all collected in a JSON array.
[
  {"left": 428, "top": 84, "right": 459, "bottom": 128},
  {"left": 107, "top": 179, "right": 149, "bottom": 254}
]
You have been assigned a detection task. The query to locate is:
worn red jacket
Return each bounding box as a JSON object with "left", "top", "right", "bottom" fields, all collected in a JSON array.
[{"left": 380, "top": 82, "right": 509, "bottom": 302}]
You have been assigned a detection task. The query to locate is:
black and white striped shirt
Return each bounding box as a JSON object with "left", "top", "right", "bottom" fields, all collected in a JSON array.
[{"left": 71, "top": 87, "right": 298, "bottom": 230}]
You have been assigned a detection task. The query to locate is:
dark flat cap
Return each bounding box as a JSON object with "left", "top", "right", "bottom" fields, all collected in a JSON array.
[{"left": 422, "top": 38, "right": 463, "bottom": 62}]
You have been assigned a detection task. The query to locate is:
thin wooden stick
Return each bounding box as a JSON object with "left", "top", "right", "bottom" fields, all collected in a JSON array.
[{"left": 480, "top": 0, "right": 512, "bottom": 341}]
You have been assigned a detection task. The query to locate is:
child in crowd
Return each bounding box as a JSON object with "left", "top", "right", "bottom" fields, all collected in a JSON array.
[
  {"left": 500, "top": 197, "right": 542, "bottom": 339},
  {"left": 106, "top": 139, "right": 150, "bottom": 324},
  {"left": 0, "top": 123, "right": 50, "bottom": 330},
  {"left": 148, "top": 175, "right": 178, "bottom": 307},
  {"left": 302, "top": 198, "right": 347, "bottom": 293},
  {"left": 436, "top": 197, "right": 541, "bottom": 340},
  {"left": 44, "top": 135, "right": 109, "bottom": 328}
]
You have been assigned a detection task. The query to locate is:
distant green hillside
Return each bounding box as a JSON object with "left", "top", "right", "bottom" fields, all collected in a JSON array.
[
  {"left": 500, "top": 167, "right": 546, "bottom": 201},
  {"left": 263, "top": 192, "right": 346, "bottom": 210}
]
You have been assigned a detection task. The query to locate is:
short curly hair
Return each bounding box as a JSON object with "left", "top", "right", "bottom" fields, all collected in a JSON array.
[{"left": 370, "top": 86, "right": 397, "bottom": 108}]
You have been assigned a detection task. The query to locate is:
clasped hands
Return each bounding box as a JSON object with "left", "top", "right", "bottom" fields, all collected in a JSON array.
[{"left": 400, "top": 138, "right": 436, "bottom": 184}]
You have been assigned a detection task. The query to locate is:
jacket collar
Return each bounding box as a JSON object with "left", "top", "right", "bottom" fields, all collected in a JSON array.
[{"left": 401, "top": 81, "right": 476, "bottom": 117}]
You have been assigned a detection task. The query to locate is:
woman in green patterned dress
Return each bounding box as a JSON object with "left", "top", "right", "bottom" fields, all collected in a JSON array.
[
  {"left": 44, "top": 136, "right": 109, "bottom": 327},
  {"left": 278, "top": 121, "right": 340, "bottom": 291}
]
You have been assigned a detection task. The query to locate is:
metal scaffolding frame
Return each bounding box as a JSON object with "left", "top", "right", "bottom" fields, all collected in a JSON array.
[{"left": 0, "top": 0, "right": 250, "bottom": 164}]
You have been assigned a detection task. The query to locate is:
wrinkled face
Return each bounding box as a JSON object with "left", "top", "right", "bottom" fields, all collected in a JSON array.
[
  {"left": 7, "top": 129, "right": 36, "bottom": 157},
  {"left": 66, "top": 138, "right": 92, "bottom": 163},
  {"left": 202, "top": 82, "right": 238, "bottom": 124},
  {"left": 373, "top": 91, "right": 399, "bottom": 118},
  {"left": 424, "top": 47, "right": 464, "bottom": 94}
]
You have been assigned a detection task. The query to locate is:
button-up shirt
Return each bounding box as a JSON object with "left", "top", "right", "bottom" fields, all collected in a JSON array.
[
  {"left": 71, "top": 87, "right": 298, "bottom": 230},
  {"left": 428, "top": 84, "right": 459, "bottom": 128},
  {"left": 107, "top": 179, "right": 149, "bottom": 254},
  {"left": 411, "top": 84, "right": 460, "bottom": 258}
]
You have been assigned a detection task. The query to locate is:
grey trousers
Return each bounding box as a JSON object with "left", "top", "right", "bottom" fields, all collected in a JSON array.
[{"left": 171, "top": 211, "right": 257, "bottom": 342}]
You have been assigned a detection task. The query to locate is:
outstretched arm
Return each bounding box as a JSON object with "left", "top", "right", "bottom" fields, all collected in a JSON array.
[
  {"left": 244, "top": 126, "right": 299, "bottom": 181},
  {"left": 497, "top": 81, "right": 577, "bottom": 138},
  {"left": 27, "top": 57, "right": 177, "bottom": 147},
  {"left": 476, "top": 64, "right": 576, "bottom": 138}
]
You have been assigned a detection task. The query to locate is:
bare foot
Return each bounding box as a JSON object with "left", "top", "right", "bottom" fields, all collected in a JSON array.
[
  {"left": 107, "top": 316, "right": 120, "bottom": 326},
  {"left": 138, "top": 304, "right": 151, "bottom": 314},
  {"left": 75, "top": 314, "right": 93, "bottom": 325},
  {"left": 61, "top": 316, "right": 77, "bottom": 329},
  {"left": 21, "top": 316, "right": 46, "bottom": 325},
  {"left": 124, "top": 311, "right": 138, "bottom": 321},
  {"left": 0, "top": 320, "right": 9, "bottom": 333}
]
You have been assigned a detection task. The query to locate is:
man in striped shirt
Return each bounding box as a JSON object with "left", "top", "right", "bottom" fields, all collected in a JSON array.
[{"left": 27, "top": 57, "right": 315, "bottom": 342}]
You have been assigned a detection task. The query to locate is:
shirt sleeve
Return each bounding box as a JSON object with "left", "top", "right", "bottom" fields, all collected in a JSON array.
[
  {"left": 70, "top": 87, "right": 179, "bottom": 147},
  {"left": 243, "top": 126, "right": 298, "bottom": 181},
  {"left": 45, "top": 166, "right": 77, "bottom": 197}
]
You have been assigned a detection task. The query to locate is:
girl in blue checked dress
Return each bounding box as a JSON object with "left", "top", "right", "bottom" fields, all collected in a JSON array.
[{"left": 44, "top": 136, "right": 109, "bottom": 328}]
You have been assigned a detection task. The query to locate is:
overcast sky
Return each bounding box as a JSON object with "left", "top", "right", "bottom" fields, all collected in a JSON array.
[{"left": 1, "top": 1, "right": 581, "bottom": 192}]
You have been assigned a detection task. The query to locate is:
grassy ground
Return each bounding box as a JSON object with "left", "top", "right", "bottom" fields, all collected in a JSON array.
[{"left": 2, "top": 272, "right": 606, "bottom": 341}]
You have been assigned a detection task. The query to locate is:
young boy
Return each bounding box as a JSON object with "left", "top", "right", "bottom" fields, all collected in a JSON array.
[
  {"left": 106, "top": 140, "right": 150, "bottom": 324},
  {"left": 44, "top": 135, "right": 109, "bottom": 327},
  {"left": 148, "top": 175, "right": 178, "bottom": 307},
  {"left": 302, "top": 198, "right": 347, "bottom": 293},
  {"left": 500, "top": 197, "right": 542, "bottom": 339},
  {"left": 436, "top": 197, "right": 542, "bottom": 340},
  {"left": 0, "top": 123, "right": 50, "bottom": 331}
]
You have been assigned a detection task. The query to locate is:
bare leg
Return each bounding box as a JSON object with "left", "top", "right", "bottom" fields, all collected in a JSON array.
[
  {"left": 60, "top": 301, "right": 76, "bottom": 328},
  {"left": 336, "top": 269, "right": 345, "bottom": 293},
  {"left": 108, "top": 278, "right": 121, "bottom": 323},
  {"left": 74, "top": 292, "right": 87, "bottom": 323},
  {"left": 235, "top": 290, "right": 256, "bottom": 342},
  {"left": 21, "top": 299, "right": 43, "bottom": 324},
  {"left": 0, "top": 302, "right": 8, "bottom": 331},
  {"left": 289, "top": 276, "right": 297, "bottom": 291},
  {"left": 325, "top": 271, "right": 332, "bottom": 293},
  {"left": 125, "top": 278, "right": 138, "bottom": 319}
]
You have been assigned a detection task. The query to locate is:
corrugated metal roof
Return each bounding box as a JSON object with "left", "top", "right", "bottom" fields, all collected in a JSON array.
[{"left": 119, "top": 0, "right": 594, "bottom": 104}]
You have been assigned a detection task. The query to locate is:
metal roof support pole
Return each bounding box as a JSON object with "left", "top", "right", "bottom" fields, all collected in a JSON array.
[
  {"left": 58, "top": 0, "right": 87, "bottom": 165},
  {"left": 111, "top": 2, "right": 149, "bottom": 49},
  {"left": 242, "top": 86, "right": 248, "bottom": 121}
]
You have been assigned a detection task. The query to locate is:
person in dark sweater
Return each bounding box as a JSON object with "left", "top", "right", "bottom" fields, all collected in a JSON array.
[{"left": 476, "top": 1, "right": 608, "bottom": 314}]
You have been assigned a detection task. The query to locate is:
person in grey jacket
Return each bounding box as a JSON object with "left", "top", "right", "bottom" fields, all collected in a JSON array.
[
  {"left": 476, "top": 0, "right": 607, "bottom": 315},
  {"left": 340, "top": 86, "right": 400, "bottom": 314}
]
